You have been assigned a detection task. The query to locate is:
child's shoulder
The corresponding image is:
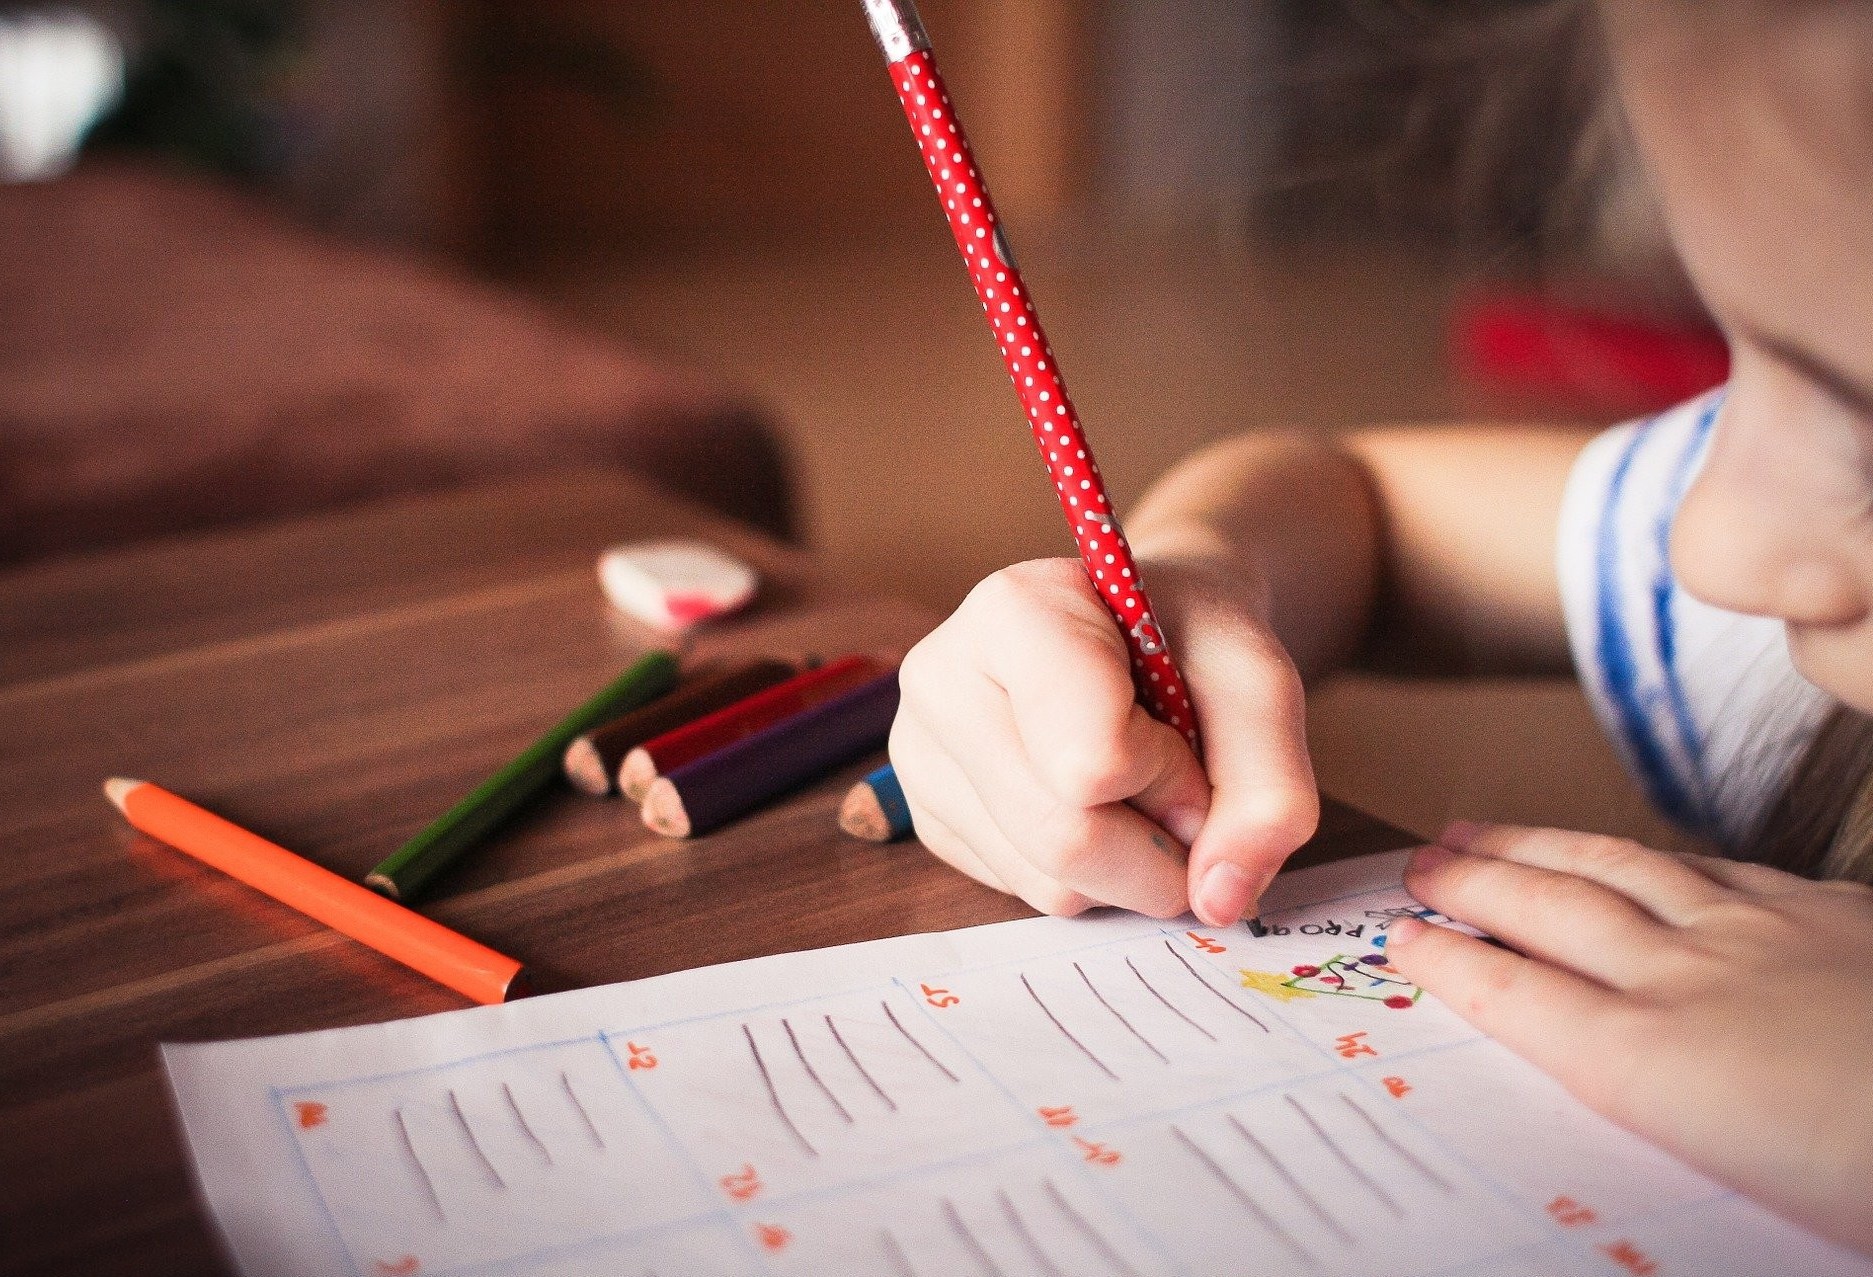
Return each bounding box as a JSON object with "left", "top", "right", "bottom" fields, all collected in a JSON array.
[{"left": 1555, "top": 389, "right": 1830, "bottom": 847}]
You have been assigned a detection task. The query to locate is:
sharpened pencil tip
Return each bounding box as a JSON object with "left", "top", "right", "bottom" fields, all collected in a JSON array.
[
  {"left": 839, "top": 782, "right": 890, "bottom": 842},
  {"left": 103, "top": 777, "right": 143, "bottom": 812}
]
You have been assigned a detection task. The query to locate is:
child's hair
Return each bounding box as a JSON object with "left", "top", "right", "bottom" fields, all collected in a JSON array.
[
  {"left": 1274, "top": 0, "right": 1635, "bottom": 263},
  {"left": 1751, "top": 710, "right": 1873, "bottom": 883},
  {"left": 1323, "top": 0, "right": 1873, "bottom": 885}
]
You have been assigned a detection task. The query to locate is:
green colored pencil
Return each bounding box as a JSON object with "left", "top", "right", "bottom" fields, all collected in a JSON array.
[{"left": 366, "top": 650, "right": 679, "bottom": 901}]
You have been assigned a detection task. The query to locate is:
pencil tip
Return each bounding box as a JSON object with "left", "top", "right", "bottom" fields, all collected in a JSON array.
[
  {"left": 562, "top": 738, "right": 612, "bottom": 796},
  {"left": 103, "top": 777, "right": 142, "bottom": 812},
  {"left": 641, "top": 779, "right": 691, "bottom": 839},
  {"left": 839, "top": 783, "right": 889, "bottom": 842}
]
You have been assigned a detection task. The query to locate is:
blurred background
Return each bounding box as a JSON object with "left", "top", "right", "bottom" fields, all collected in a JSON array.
[{"left": 0, "top": 0, "right": 1727, "bottom": 848}]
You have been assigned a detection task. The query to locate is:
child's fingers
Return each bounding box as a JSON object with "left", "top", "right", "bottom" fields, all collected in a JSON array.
[
  {"left": 1440, "top": 822, "right": 1730, "bottom": 925},
  {"left": 968, "top": 561, "right": 1209, "bottom": 818},
  {"left": 1385, "top": 919, "right": 1638, "bottom": 1114},
  {"left": 1404, "top": 846, "right": 1680, "bottom": 989},
  {"left": 951, "top": 692, "right": 1191, "bottom": 918},
  {"left": 891, "top": 717, "right": 1096, "bottom": 916},
  {"left": 1180, "top": 618, "right": 1319, "bottom": 927},
  {"left": 1672, "top": 852, "right": 1810, "bottom": 897}
]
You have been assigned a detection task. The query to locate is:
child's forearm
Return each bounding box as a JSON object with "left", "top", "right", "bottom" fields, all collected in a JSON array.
[
  {"left": 1127, "top": 434, "right": 1380, "bottom": 680},
  {"left": 1127, "top": 426, "right": 1592, "bottom": 679}
]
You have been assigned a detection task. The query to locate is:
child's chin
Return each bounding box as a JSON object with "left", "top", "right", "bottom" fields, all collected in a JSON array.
[{"left": 1785, "top": 625, "right": 1873, "bottom": 711}]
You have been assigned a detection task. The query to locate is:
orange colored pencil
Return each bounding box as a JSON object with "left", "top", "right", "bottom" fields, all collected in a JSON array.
[{"left": 104, "top": 778, "right": 526, "bottom": 1005}]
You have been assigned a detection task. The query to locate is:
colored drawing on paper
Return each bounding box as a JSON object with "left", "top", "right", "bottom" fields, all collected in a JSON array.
[
  {"left": 1241, "top": 953, "right": 1422, "bottom": 1009},
  {"left": 164, "top": 851, "right": 1866, "bottom": 1277},
  {"left": 1238, "top": 969, "right": 1320, "bottom": 1002}
]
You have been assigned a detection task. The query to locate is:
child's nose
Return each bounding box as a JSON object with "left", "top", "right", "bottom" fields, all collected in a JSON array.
[{"left": 1671, "top": 462, "right": 1867, "bottom": 629}]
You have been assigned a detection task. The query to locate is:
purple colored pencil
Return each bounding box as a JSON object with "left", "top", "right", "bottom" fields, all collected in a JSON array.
[{"left": 640, "top": 670, "right": 900, "bottom": 837}]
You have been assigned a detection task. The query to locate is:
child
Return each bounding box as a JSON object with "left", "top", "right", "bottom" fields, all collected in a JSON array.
[{"left": 889, "top": 0, "right": 1873, "bottom": 1255}]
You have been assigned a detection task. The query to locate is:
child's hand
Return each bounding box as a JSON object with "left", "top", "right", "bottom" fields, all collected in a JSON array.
[
  {"left": 890, "top": 556, "right": 1319, "bottom": 925},
  {"left": 1389, "top": 823, "right": 1873, "bottom": 1256}
]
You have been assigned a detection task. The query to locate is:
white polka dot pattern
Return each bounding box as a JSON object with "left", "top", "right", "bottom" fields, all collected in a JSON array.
[{"left": 889, "top": 49, "right": 1198, "bottom": 750}]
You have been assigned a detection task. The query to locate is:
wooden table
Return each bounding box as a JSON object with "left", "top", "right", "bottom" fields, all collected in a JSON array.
[{"left": 0, "top": 471, "right": 1411, "bottom": 1276}]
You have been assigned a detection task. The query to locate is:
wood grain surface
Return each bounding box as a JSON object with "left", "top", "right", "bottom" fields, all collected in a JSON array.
[{"left": 0, "top": 470, "right": 1412, "bottom": 1276}]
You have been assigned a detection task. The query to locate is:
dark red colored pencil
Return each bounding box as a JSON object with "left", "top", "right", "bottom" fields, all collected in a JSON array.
[
  {"left": 562, "top": 657, "right": 801, "bottom": 795},
  {"left": 617, "top": 654, "right": 885, "bottom": 801},
  {"left": 641, "top": 669, "right": 901, "bottom": 838}
]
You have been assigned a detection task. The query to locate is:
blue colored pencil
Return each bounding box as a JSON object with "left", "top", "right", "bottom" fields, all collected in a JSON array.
[{"left": 839, "top": 763, "right": 914, "bottom": 843}]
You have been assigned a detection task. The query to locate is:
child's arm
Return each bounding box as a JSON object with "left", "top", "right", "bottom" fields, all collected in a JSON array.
[
  {"left": 1390, "top": 825, "right": 1873, "bottom": 1257},
  {"left": 891, "top": 423, "right": 1596, "bottom": 924},
  {"left": 1128, "top": 424, "right": 1590, "bottom": 678}
]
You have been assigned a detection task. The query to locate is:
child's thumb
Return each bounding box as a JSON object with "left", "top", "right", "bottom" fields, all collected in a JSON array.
[{"left": 1180, "top": 629, "right": 1320, "bottom": 927}]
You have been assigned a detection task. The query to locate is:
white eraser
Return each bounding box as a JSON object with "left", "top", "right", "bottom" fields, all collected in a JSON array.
[{"left": 597, "top": 540, "right": 759, "bottom": 631}]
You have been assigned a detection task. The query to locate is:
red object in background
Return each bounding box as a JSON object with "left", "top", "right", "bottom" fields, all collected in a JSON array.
[
  {"left": 864, "top": 1, "right": 1199, "bottom": 753},
  {"left": 1453, "top": 291, "right": 1731, "bottom": 414}
]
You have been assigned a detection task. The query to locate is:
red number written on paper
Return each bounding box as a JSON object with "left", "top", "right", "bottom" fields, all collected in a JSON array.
[
  {"left": 719, "top": 1163, "right": 762, "bottom": 1202},
  {"left": 1548, "top": 1195, "right": 1598, "bottom": 1227},
  {"left": 1336, "top": 1031, "right": 1378, "bottom": 1060}
]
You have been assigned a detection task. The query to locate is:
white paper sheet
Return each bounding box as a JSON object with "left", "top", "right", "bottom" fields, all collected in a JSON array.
[{"left": 164, "top": 850, "right": 1872, "bottom": 1277}]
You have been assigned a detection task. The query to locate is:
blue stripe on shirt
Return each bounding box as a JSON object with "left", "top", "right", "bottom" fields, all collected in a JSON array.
[
  {"left": 1596, "top": 418, "right": 1700, "bottom": 826},
  {"left": 1649, "top": 395, "right": 1723, "bottom": 826}
]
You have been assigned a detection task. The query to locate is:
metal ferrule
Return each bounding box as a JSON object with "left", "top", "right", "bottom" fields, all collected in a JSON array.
[{"left": 862, "top": 0, "right": 931, "bottom": 64}]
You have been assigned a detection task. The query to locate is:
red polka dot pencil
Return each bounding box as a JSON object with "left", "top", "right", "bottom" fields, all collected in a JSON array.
[{"left": 861, "top": 1, "right": 1199, "bottom": 752}]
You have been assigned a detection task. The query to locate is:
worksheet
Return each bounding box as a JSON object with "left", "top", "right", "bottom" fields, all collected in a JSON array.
[{"left": 164, "top": 850, "right": 1871, "bottom": 1277}]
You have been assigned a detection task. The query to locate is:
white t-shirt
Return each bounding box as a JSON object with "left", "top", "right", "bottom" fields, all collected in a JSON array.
[{"left": 1556, "top": 390, "right": 1832, "bottom": 848}]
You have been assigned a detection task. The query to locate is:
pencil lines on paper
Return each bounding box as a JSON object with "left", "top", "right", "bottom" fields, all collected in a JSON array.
[
  {"left": 1284, "top": 1094, "right": 1403, "bottom": 1217},
  {"left": 1022, "top": 972, "right": 1119, "bottom": 1081},
  {"left": 1163, "top": 940, "right": 1269, "bottom": 1032},
  {"left": 879, "top": 1227, "right": 918, "bottom": 1277},
  {"left": 447, "top": 1089, "right": 506, "bottom": 1189},
  {"left": 1224, "top": 1114, "right": 1354, "bottom": 1246},
  {"left": 1074, "top": 962, "right": 1167, "bottom": 1064},
  {"left": 561, "top": 1070, "right": 606, "bottom": 1150},
  {"left": 943, "top": 1195, "right": 1008, "bottom": 1277},
  {"left": 882, "top": 999, "right": 960, "bottom": 1083},
  {"left": 997, "top": 1186, "right": 1069, "bottom": 1277},
  {"left": 826, "top": 1013, "right": 899, "bottom": 1112},
  {"left": 502, "top": 1082, "right": 553, "bottom": 1167},
  {"left": 1337, "top": 1092, "right": 1454, "bottom": 1193},
  {"left": 1042, "top": 1178, "right": 1142, "bottom": 1277},
  {"left": 738, "top": 1001, "right": 971, "bottom": 1159},
  {"left": 783, "top": 1017, "right": 855, "bottom": 1125},
  {"left": 1124, "top": 956, "right": 1216, "bottom": 1042},
  {"left": 744, "top": 1022, "right": 818, "bottom": 1158},
  {"left": 393, "top": 1107, "right": 445, "bottom": 1222},
  {"left": 1171, "top": 1124, "right": 1318, "bottom": 1271}
]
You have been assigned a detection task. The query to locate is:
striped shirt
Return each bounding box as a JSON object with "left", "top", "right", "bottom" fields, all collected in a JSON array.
[{"left": 1556, "top": 391, "right": 1832, "bottom": 847}]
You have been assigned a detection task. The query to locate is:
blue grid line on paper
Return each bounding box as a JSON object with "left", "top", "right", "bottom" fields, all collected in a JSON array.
[
  {"left": 275, "top": 1030, "right": 608, "bottom": 1099},
  {"left": 431, "top": 1205, "right": 745, "bottom": 1277},
  {"left": 1168, "top": 919, "right": 1673, "bottom": 1274},
  {"left": 892, "top": 974, "right": 1191, "bottom": 1277},
  {"left": 586, "top": 920, "right": 1197, "bottom": 1043},
  {"left": 278, "top": 920, "right": 1249, "bottom": 1105},
  {"left": 274, "top": 1036, "right": 744, "bottom": 1277},
  {"left": 1171, "top": 925, "right": 1543, "bottom": 1201},
  {"left": 269, "top": 1083, "right": 368, "bottom": 1277},
  {"left": 598, "top": 1028, "right": 777, "bottom": 1276},
  {"left": 242, "top": 884, "right": 1796, "bottom": 1277},
  {"left": 695, "top": 1127, "right": 1059, "bottom": 1220}
]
